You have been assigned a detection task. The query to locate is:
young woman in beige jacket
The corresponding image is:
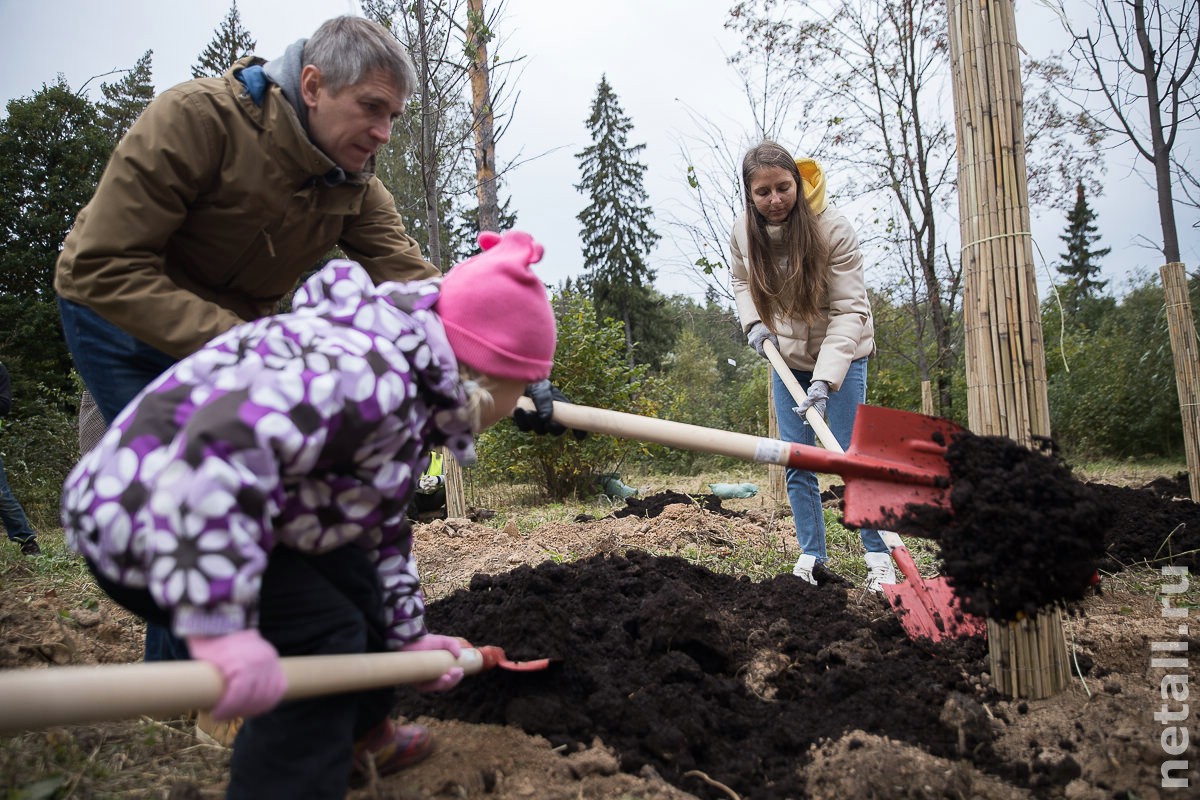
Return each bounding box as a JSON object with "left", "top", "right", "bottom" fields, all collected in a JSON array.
[{"left": 730, "top": 140, "right": 894, "bottom": 591}]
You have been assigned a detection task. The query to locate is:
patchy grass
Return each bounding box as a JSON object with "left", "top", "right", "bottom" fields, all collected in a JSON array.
[{"left": 0, "top": 531, "right": 94, "bottom": 600}]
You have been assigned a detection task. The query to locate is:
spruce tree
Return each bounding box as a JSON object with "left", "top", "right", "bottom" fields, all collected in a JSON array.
[
  {"left": 0, "top": 81, "right": 111, "bottom": 393},
  {"left": 98, "top": 50, "right": 154, "bottom": 146},
  {"left": 192, "top": 1, "right": 257, "bottom": 79},
  {"left": 574, "top": 75, "right": 666, "bottom": 367},
  {"left": 1056, "top": 181, "right": 1111, "bottom": 318}
]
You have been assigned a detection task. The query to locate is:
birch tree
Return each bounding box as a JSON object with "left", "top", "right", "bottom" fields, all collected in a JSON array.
[{"left": 363, "top": 0, "right": 520, "bottom": 267}]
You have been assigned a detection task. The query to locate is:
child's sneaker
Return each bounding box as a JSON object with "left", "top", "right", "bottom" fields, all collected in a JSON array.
[
  {"left": 19, "top": 538, "right": 41, "bottom": 556},
  {"left": 352, "top": 718, "right": 433, "bottom": 780}
]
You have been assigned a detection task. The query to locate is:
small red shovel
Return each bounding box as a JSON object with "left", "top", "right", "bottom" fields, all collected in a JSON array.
[{"left": 0, "top": 644, "right": 549, "bottom": 735}]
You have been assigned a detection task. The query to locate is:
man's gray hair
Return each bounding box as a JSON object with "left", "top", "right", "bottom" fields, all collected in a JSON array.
[{"left": 304, "top": 16, "right": 417, "bottom": 100}]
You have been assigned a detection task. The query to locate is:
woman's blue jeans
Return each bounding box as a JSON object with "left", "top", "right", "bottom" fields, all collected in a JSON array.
[
  {"left": 771, "top": 357, "right": 886, "bottom": 562},
  {"left": 58, "top": 297, "right": 189, "bottom": 662}
]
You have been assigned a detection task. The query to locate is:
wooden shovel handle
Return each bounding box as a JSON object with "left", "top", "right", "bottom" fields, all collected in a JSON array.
[
  {"left": 514, "top": 399, "right": 943, "bottom": 488},
  {"left": 761, "top": 340, "right": 840, "bottom": 452},
  {"left": 517, "top": 396, "right": 784, "bottom": 465},
  {"left": 0, "top": 648, "right": 484, "bottom": 735}
]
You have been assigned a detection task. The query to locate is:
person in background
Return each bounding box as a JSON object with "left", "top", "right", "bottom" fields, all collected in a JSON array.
[
  {"left": 54, "top": 15, "right": 572, "bottom": 662},
  {"left": 61, "top": 229, "right": 557, "bottom": 798},
  {"left": 730, "top": 140, "right": 896, "bottom": 592},
  {"left": 0, "top": 361, "right": 40, "bottom": 556},
  {"left": 411, "top": 450, "right": 448, "bottom": 519}
]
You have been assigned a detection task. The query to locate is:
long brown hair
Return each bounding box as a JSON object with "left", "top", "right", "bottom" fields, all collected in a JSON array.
[{"left": 741, "top": 141, "right": 829, "bottom": 327}]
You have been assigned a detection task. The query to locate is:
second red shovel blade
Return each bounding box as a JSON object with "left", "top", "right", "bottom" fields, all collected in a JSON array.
[{"left": 475, "top": 645, "right": 552, "bottom": 671}]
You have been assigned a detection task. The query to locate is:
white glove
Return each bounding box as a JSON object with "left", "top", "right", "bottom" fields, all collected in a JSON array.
[
  {"left": 746, "top": 322, "right": 778, "bottom": 358},
  {"left": 417, "top": 475, "right": 442, "bottom": 494},
  {"left": 796, "top": 380, "right": 830, "bottom": 420}
]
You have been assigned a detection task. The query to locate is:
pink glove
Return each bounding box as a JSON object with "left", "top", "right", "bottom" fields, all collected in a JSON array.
[
  {"left": 400, "top": 634, "right": 465, "bottom": 692},
  {"left": 187, "top": 629, "right": 288, "bottom": 721}
]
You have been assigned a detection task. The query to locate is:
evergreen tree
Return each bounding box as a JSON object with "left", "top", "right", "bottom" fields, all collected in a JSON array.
[
  {"left": 451, "top": 192, "right": 518, "bottom": 263},
  {"left": 574, "top": 75, "right": 666, "bottom": 367},
  {"left": 192, "top": 1, "right": 256, "bottom": 79},
  {"left": 1056, "top": 181, "right": 1111, "bottom": 319},
  {"left": 98, "top": 50, "right": 155, "bottom": 146},
  {"left": 0, "top": 81, "right": 111, "bottom": 396}
]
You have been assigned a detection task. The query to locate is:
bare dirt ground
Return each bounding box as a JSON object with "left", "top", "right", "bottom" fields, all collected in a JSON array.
[{"left": 2, "top": 470, "right": 1199, "bottom": 799}]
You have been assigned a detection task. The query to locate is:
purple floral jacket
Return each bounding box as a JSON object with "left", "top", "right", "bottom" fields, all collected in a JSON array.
[{"left": 61, "top": 261, "right": 475, "bottom": 649}]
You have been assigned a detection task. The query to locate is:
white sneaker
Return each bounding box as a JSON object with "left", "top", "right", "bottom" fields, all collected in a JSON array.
[
  {"left": 793, "top": 554, "right": 818, "bottom": 585},
  {"left": 864, "top": 552, "right": 897, "bottom": 593}
]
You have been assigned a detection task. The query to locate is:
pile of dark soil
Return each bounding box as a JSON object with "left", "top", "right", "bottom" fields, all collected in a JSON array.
[
  {"left": 401, "top": 469, "right": 1197, "bottom": 799},
  {"left": 612, "top": 491, "right": 735, "bottom": 519},
  {"left": 919, "top": 434, "right": 1111, "bottom": 621},
  {"left": 1086, "top": 474, "right": 1200, "bottom": 571},
  {"left": 404, "top": 551, "right": 997, "bottom": 800}
]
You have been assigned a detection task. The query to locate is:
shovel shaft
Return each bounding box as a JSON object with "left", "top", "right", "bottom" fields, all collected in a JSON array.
[
  {"left": 0, "top": 648, "right": 485, "bottom": 735},
  {"left": 761, "top": 341, "right": 840, "bottom": 451},
  {"left": 527, "top": 398, "right": 944, "bottom": 488}
]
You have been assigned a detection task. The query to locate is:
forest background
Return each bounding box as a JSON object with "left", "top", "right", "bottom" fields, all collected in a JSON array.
[{"left": 0, "top": 0, "right": 1197, "bottom": 522}]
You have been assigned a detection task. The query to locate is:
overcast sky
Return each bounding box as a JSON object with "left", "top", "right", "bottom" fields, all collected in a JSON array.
[{"left": 1, "top": 0, "right": 1196, "bottom": 302}]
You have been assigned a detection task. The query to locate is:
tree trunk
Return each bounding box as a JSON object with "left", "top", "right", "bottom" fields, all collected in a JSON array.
[
  {"left": 1160, "top": 263, "right": 1200, "bottom": 501},
  {"left": 947, "top": 0, "right": 1050, "bottom": 444},
  {"left": 414, "top": 0, "right": 442, "bottom": 268},
  {"left": 467, "top": 0, "right": 500, "bottom": 233},
  {"left": 1132, "top": 0, "right": 1181, "bottom": 264},
  {"left": 948, "top": 0, "right": 1062, "bottom": 700}
]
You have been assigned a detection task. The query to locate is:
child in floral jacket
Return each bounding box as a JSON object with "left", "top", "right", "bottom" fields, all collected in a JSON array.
[{"left": 61, "top": 230, "right": 556, "bottom": 799}]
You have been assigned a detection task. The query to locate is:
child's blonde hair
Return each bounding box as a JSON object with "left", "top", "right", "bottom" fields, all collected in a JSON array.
[{"left": 459, "top": 363, "right": 500, "bottom": 434}]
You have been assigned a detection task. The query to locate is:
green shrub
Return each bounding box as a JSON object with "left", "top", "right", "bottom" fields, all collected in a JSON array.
[
  {"left": 474, "top": 291, "right": 670, "bottom": 501},
  {"left": 0, "top": 384, "right": 78, "bottom": 529}
]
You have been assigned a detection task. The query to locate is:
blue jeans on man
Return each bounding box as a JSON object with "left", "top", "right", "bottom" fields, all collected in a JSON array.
[
  {"left": 58, "top": 297, "right": 190, "bottom": 662},
  {"left": 771, "top": 357, "right": 886, "bottom": 563}
]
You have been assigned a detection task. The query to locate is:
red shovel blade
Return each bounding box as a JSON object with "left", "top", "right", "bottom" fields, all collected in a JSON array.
[
  {"left": 475, "top": 645, "right": 552, "bottom": 672},
  {"left": 883, "top": 546, "right": 986, "bottom": 642},
  {"left": 840, "top": 405, "right": 966, "bottom": 530}
]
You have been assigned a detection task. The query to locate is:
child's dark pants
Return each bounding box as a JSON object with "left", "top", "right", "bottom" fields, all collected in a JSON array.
[{"left": 91, "top": 544, "right": 395, "bottom": 799}]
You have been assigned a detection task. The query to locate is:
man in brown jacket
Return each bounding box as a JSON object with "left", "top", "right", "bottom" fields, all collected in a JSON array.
[
  {"left": 57, "top": 14, "right": 572, "bottom": 443},
  {"left": 56, "top": 16, "right": 440, "bottom": 666},
  {"left": 57, "top": 16, "right": 435, "bottom": 408}
]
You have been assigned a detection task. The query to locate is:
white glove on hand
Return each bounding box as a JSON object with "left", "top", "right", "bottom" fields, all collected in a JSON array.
[
  {"left": 797, "top": 380, "right": 830, "bottom": 420},
  {"left": 417, "top": 475, "right": 441, "bottom": 494},
  {"left": 746, "top": 322, "right": 778, "bottom": 358}
]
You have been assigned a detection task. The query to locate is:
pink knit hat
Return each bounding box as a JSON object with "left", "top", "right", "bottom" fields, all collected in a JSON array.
[{"left": 438, "top": 230, "right": 556, "bottom": 382}]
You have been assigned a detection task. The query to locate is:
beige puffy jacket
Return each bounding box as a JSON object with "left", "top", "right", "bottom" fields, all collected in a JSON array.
[{"left": 729, "top": 158, "right": 874, "bottom": 390}]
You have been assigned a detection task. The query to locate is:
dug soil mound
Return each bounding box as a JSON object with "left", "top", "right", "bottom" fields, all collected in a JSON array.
[
  {"left": 404, "top": 551, "right": 992, "bottom": 799},
  {"left": 392, "top": 476, "right": 1200, "bottom": 799}
]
